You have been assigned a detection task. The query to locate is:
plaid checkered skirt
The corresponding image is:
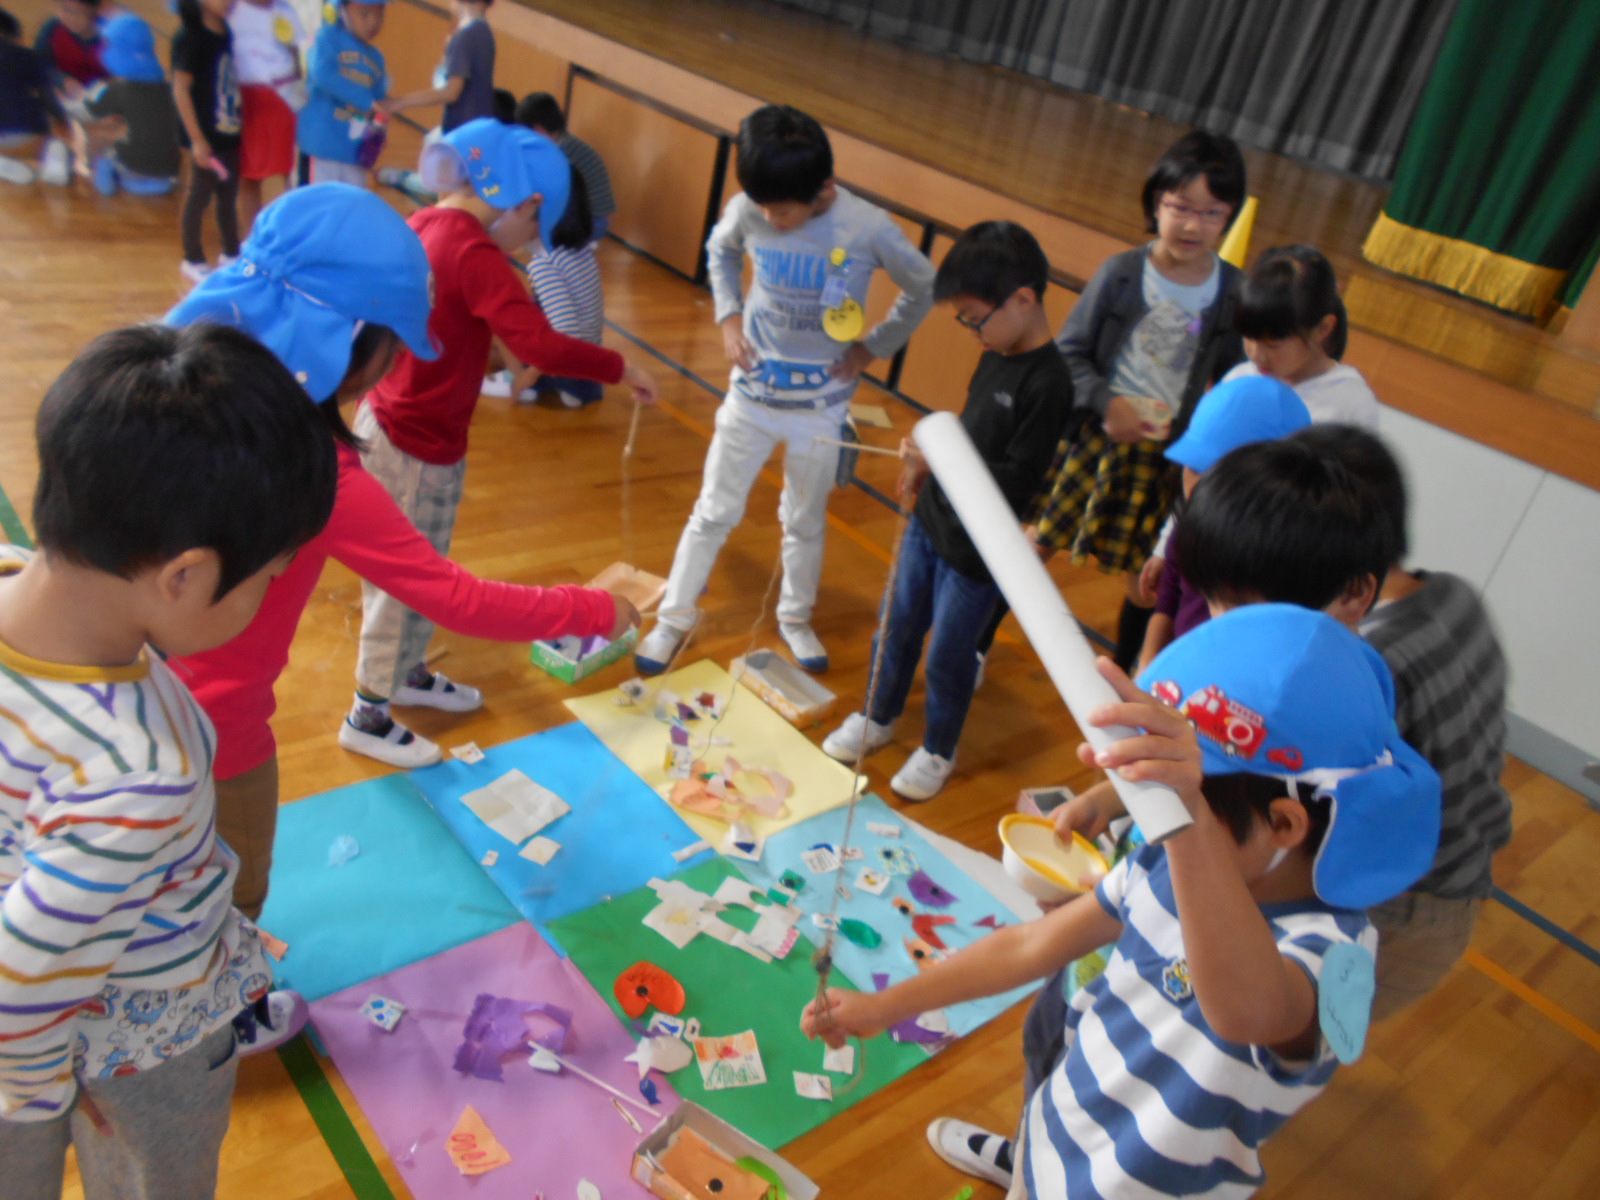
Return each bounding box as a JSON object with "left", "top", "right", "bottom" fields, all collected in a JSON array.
[{"left": 1031, "top": 428, "right": 1177, "bottom": 574}]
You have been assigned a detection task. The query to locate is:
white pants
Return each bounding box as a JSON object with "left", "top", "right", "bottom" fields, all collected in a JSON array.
[
  {"left": 309, "top": 157, "right": 368, "bottom": 187},
  {"left": 658, "top": 391, "right": 847, "bottom": 631}
]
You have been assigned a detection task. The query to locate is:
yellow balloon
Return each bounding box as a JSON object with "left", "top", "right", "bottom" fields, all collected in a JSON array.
[{"left": 823, "top": 298, "right": 865, "bottom": 342}]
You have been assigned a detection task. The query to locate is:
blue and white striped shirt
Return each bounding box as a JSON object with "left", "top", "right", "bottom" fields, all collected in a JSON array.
[
  {"left": 527, "top": 244, "right": 604, "bottom": 346},
  {"left": 1021, "top": 845, "right": 1373, "bottom": 1199}
]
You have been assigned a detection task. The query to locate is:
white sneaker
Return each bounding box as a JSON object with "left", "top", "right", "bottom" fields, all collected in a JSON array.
[
  {"left": 780, "top": 623, "right": 829, "bottom": 672},
  {"left": 0, "top": 155, "right": 36, "bottom": 185},
  {"left": 39, "top": 139, "right": 70, "bottom": 186},
  {"left": 926, "top": 1117, "right": 1014, "bottom": 1188},
  {"left": 556, "top": 389, "right": 587, "bottom": 409},
  {"left": 236, "top": 989, "right": 310, "bottom": 1058},
  {"left": 180, "top": 259, "right": 213, "bottom": 284},
  {"left": 973, "top": 649, "right": 988, "bottom": 691},
  {"left": 635, "top": 621, "right": 689, "bottom": 676},
  {"left": 481, "top": 370, "right": 514, "bottom": 398},
  {"left": 821, "top": 712, "right": 895, "bottom": 764},
  {"left": 216, "top": 253, "right": 239, "bottom": 270},
  {"left": 892, "top": 746, "right": 956, "bottom": 802},
  {"left": 338, "top": 716, "right": 443, "bottom": 768},
  {"left": 392, "top": 670, "right": 482, "bottom": 713}
]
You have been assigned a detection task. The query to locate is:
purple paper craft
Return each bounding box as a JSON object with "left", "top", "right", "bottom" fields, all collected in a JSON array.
[
  {"left": 907, "top": 869, "right": 957, "bottom": 908},
  {"left": 676, "top": 702, "right": 700, "bottom": 722},
  {"left": 640, "top": 1076, "right": 660, "bottom": 1105},
  {"left": 871, "top": 972, "right": 952, "bottom": 1046},
  {"left": 310, "top": 924, "right": 676, "bottom": 1200},
  {"left": 670, "top": 725, "right": 691, "bottom": 747},
  {"left": 454, "top": 994, "right": 574, "bottom": 1081}
]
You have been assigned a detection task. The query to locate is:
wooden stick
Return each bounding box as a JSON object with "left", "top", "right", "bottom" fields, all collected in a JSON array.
[
  {"left": 623, "top": 401, "right": 643, "bottom": 457},
  {"left": 810, "top": 435, "right": 900, "bottom": 458}
]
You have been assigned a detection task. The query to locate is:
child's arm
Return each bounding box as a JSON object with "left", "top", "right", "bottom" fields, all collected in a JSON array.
[
  {"left": 803, "top": 891, "right": 1122, "bottom": 1047},
  {"left": 378, "top": 76, "right": 462, "bottom": 114},
  {"left": 527, "top": 255, "right": 583, "bottom": 338},
  {"left": 330, "top": 462, "right": 638, "bottom": 642},
  {"left": 1056, "top": 258, "right": 1145, "bottom": 443},
  {"left": 830, "top": 216, "right": 935, "bottom": 381},
  {"left": 171, "top": 70, "right": 211, "bottom": 165},
  {"left": 1085, "top": 659, "right": 1319, "bottom": 1052},
  {"left": 306, "top": 32, "right": 379, "bottom": 113},
  {"left": 704, "top": 196, "right": 757, "bottom": 370},
  {"left": 1137, "top": 612, "right": 1174, "bottom": 675}
]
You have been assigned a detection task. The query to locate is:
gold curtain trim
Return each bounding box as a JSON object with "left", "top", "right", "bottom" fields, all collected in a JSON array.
[{"left": 1362, "top": 212, "right": 1568, "bottom": 318}]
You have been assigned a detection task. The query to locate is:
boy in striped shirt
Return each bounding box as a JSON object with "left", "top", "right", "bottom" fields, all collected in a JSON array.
[
  {"left": 0, "top": 324, "right": 337, "bottom": 1199},
  {"left": 805, "top": 604, "right": 1442, "bottom": 1199}
]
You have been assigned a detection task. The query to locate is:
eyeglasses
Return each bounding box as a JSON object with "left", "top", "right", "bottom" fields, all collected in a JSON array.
[
  {"left": 1160, "top": 198, "right": 1232, "bottom": 226},
  {"left": 954, "top": 290, "right": 1016, "bottom": 332}
]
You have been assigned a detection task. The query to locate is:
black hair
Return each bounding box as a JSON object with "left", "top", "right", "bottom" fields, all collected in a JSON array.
[
  {"left": 515, "top": 92, "right": 565, "bottom": 134},
  {"left": 549, "top": 164, "right": 593, "bottom": 250},
  {"left": 1175, "top": 426, "right": 1406, "bottom": 611},
  {"left": 1236, "top": 245, "right": 1349, "bottom": 360},
  {"left": 0, "top": 9, "right": 21, "bottom": 40},
  {"left": 735, "top": 105, "right": 833, "bottom": 206},
  {"left": 175, "top": 0, "right": 203, "bottom": 26},
  {"left": 491, "top": 87, "right": 516, "bottom": 125},
  {"left": 313, "top": 322, "right": 397, "bottom": 448},
  {"left": 33, "top": 324, "right": 337, "bottom": 600},
  {"left": 934, "top": 221, "right": 1049, "bottom": 306},
  {"left": 1202, "top": 773, "right": 1330, "bottom": 853},
  {"left": 1142, "top": 130, "right": 1247, "bottom": 235}
]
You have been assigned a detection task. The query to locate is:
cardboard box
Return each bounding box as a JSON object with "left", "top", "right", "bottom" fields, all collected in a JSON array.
[
  {"left": 730, "top": 650, "right": 837, "bottom": 727},
  {"left": 633, "top": 1102, "right": 819, "bottom": 1200},
  {"left": 529, "top": 626, "right": 639, "bottom": 684},
  {"left": 589, "top": 562, "right": 668, "bottom": 614}
]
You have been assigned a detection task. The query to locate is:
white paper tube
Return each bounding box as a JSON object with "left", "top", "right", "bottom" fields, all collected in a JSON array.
[{"left": 914, "top": 411, "right": 1193, "bottom": 843}]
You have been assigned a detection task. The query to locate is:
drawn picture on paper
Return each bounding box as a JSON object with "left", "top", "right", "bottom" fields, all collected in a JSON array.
[{"left": 693, "top": 1030, "right": 766, "bottom": 1090}]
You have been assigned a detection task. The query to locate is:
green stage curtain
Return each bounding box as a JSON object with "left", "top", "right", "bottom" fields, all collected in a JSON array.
[{"left": 1363, "top": 0, "right": 1600, "bottom": 318}]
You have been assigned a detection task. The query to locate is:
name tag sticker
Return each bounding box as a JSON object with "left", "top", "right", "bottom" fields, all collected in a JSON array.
[{"left": 1318, "top": 942, "right": 1375, "bottom": 1063}]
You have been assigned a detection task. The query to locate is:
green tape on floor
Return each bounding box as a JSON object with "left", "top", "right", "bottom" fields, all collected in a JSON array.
[{"left": 278, "top": 1037, "right": 397, "bottom": 1200}]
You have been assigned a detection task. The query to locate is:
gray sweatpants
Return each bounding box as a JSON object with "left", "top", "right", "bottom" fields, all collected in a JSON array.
[{"left": 0, "top": 1025, "right": 238, "bottom": 1200}]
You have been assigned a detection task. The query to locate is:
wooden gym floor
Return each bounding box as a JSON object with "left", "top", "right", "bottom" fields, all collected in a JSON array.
[{"left": 2, "top": 140, "right": 1599, "bottom": 1200}]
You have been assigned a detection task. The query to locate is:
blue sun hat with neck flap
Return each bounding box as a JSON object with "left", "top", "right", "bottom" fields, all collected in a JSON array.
[
  {"left": 166, "top": 184, "right": 437, "bottom": 401},
  {"left": 1166, "top": 375, "right": 1311, "bottom": 473},
  {"left": 100, "top": 14, "right": 165, "bottom": 83},
  {"left": 1137, "top": 603, "right": 1442, "bottom": 910},
  {"left": 420, "top": 117, "right": 571, "bottom": 248}
]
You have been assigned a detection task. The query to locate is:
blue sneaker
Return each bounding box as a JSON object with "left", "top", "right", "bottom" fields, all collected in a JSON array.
[
  {"left": 92, "top": 155, "right": 117, "bottom": 197},
  {"left": 780, "top": 624, "right": 829, "bottom": 673},
  {"left": 635, "top": 622, "right": 688, "bottom": 676}
]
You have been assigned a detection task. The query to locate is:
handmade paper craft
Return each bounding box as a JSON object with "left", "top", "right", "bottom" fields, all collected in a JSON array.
[
  {"left": 259, "top": 775, "right": 520, "bottom": 1002},
  {"left": 855, "top": 868, "right": 890, "bottom": 896},
  {"left": 481, "top": 850, "right": 499, "bottom": 867},
  {"left": 836, "top": 918, "right": 882, "bottom": 949},
  {"left": 911, "top": 913, "right": 957, "bottom": 950},
  {"left": 310, "top": 925, "right": 680, "bottom": 1200},
  {"left": 448, "top": 1105, "right": 512, "bottom": 1176},
  {"left": 802, "top": 846, "right": 840, "bottom": 874},
  {"left": 618, "top": 678, "right": 650, "bottom": 706},
  {"left": 907, "top": 870, "right": 957, "bottom": 908},
  {"left": 461, "top": 769, "right": 571, "bottom": 845},
  {"left": 658, "top": 1128, "right": 771, "bottom": 1200},
  {"left": 793, "top": 1072, "right": 832, "bottom": 1102},
  {"left": 519, "top": 836, "right": 561, "bottom": 865},
  {"left": 673, "top": 839, "right": 713, "bottom": 863},
  {"left": 974, "top": 915, "right": 1004, "bottom": 930},
  {"left": 451, "top": 742, "right": 486, "bottom": 764},
  {"left": 694, "top": 1031, "right": 766, "bottom": 1090},
  {"left": 627, "top": 1034, "right": 695, "bottom": 1078},
  {"left": 577, "top": 1181, "right": 603, "bottom": 1200},
  {"left": 721, "top": 821, "right": 763, "bottom": 862},
  {"left": 648, "top": 1013, "right": 687, "bottom": 1039},
  {"left": 873, "top": 973, "right": 956, "bottom": 1049},
  {"left": 361, "top": 995, "right": 405, "bottom": 1032},
  {"left": 905, "top": 936, "right": 943, "bottom": 970},
  {"left": 866, "top": 821, "right": 901, "bottom": 839},
  {"left": 454, "top": 994, "right": 573, "bottom": 1082},
  {"left": 258, "top": 929, "right": 290, "bottom": 960},
  {"left": 822, "top": 1043, "right": 856, "bottom": 1075},
  {"left": 566, "top": 659, "right": 858, "bottom": 841},
  {"left": 408, "top": 725, "right": 716, "bottom": 954},
  {"left": 615, "top": 962, "right": 687, "bottom": 1019},
  {"left": 613, "top": 1098, "right": 643, "bottom": 1132},
  {"left": 528, "top": 1046, "right": 661, "bottom": 1117},
  {"left": 550, "top": 859, "right": 928, "bottom": 1147}
]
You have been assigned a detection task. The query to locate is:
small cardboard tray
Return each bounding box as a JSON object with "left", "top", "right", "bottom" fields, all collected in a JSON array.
[
  {"left": 589, "top": 562, "right": 668, "bottom": 614},
  {"left": 633, "top": 1102, "right": 819, "bottom": 1200},
  {"left": 730, "top": 650, "right": 837, "bottom": 727}
]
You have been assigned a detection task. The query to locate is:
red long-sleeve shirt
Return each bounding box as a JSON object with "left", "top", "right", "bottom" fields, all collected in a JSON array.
[
  {"left": 172, "top": 444, "right": 618, "bottom": 781},
  {"left": 366, "top": 206, "right": 626, "bottom": 465}
]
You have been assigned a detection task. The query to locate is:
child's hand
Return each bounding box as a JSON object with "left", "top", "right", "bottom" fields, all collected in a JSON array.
[
  {"left": 1102, "top": 395, "right": 1146, "bottom": 444},
  {"left": 510, "top": 363, "right": 541, "bottom": 399},
  {"left": 192, "top": 138, "right": 214, "bottom": 168},
  {"left": 1022, "top": 523, "right": 1054, "bottom": 562},
  {"left": 720, "top": 318, "right": 759, "bottom": 371},
  {"left": 1137, "top": 555, "right": 1165, "bottom": 605},
  {"left": 1050, "top": 779, "right": 1125, "bottom": 844},
  {"left": 622, "top": 362, "right": 659, "bottom": 405},
  {"left": 608, "top": 596, "right": 641, "bottom": 641},
  {"left": 801, "top": 988, "right": 886, "bottom": 1047},
  {"left": 896, "top": 437, "right": 929, "bottom": 500},
  {"left": 1076, "top": 657, "right": 1204, "bottom": 814},
  {"left": 830, "top": 342, "right": 875, "bottom": 382}
]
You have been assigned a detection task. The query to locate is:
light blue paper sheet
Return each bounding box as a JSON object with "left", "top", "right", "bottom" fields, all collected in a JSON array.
[
  {"left": 408, "top": 723, "right": 716, "bottom": 954},
  {"left": 258, "top": 774, "right": 521, "bottom": 1001},
  {"left": 736, "top": 794, "right": 1039, "bottom": 1036}
]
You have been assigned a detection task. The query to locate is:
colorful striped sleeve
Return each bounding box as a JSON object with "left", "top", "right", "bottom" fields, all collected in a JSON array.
[{"left": 528, "top": 253, "right": 582, "bottom": 338}]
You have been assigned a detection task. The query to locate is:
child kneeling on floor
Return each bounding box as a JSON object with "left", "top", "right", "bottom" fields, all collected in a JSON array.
[
  {"left": 820, "top": 220, "right": 1072, "bottom": 801},
  {"left": 805, "top": 604, "right": 1442, "bottom": 1198},
  {"left": 0, "top": 323, "right": 338, "bottom": 1198}
]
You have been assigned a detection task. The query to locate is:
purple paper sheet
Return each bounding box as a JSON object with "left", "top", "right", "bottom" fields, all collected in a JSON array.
[
  {"left": 455, "top": 995, "right": 573, "bottom": 1081},
  {"left": 311, "top": 924, "right": 679, "bottom": 1199}
]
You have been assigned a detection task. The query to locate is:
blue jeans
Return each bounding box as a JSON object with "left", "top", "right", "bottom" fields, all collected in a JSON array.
[
  {"left": 866, "top": 516, "right": 999, "bottom": 758},
  {"left": 535, "top": 374, "right": 604, "bottom": 405}
]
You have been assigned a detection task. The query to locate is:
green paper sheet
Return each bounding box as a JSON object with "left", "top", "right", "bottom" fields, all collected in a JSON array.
[{"left": 548, "top": 858, "right": 930, "bottom": 1148}]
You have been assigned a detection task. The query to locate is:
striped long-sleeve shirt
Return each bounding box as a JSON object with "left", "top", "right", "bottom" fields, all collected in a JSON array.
[
  {"left": 0, "top": 550, "right": 266, "bottom": 1121},
  {"left": 527, "top": 243, "right": 604, "bottom": 346},
  {"left": 1360, "top": 571, "right": 1512, "bottom": 899}
]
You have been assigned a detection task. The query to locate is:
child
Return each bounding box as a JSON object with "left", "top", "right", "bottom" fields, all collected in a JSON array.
[
  {"left": 1009, "top": 131, "right": 1247, "bottom": 672},
  {"left": 167, "top": 183, "right": 639, "bottom": 912},
  {"left": 1177, "top": 425, "right": 1512, "bottom": 1019},
  {"left": 173, "top": 0, "right": 243, "bottom": 284},
  {"left": 381, "top": 0, "right": 495, "bottom": 133},
  {"left": 1222, "top": 245, "right": 1380, "bottom": 428},
  {"left": 637, "top": 104, "right": 935, "bottom": 676},
  {"left": 82, "top": 14, "right": 182, "bottom": 197},
  {"left": 1136, "top": 374, "right": 1309, "bottom": 671},
  {"left": 0, "top": 7, "right": 62, "bottom": 185},
  {"left": 0, "top": 322, "right": 338, "bottom": 1195},
  {"left": 346, "top": 119, "right": 657, "bottom": 766},
  {"left": 484, "top": 168, "right": 605, "bottom": 406},
  {"left": 228, "top": 0, "right": 305, "bottom": 230},
  {"left": 819, "top": 222, "right": 1071, "bottom": 801},
  {"left": 31, "top": 0, "right": 105, "bottom": 183},
  {"left": 805, "top": 605, "right": 1442, "bottom": 1197},
  {"left": 516, "top": 92, "right": 615, "bottom": 242},
  {"left": 297, "top": 0, "right": 387, "bottom": 186}
]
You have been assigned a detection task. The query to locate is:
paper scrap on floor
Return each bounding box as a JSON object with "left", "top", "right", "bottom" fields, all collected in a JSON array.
[
  {"left": 461, "top": 770, "right": 571, "bottom": 845},
  {"left": 695, "top": 1031, "right": 766, "bottom": 1089},
  {"left": 448, "top": 1105, "right": 513, "bottom": 1175},
  {"left": 793, "top": 1071, "right": 832, "bottom": 1101}
]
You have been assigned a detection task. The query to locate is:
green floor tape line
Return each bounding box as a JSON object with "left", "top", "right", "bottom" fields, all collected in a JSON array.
[{"left": 278, "top": 1037, "right": 397, "bottom": 1200}]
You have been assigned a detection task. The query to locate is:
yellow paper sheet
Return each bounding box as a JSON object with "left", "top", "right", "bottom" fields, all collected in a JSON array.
[{"left": 564, "top": 659, "right": 857, "bottom": 841}]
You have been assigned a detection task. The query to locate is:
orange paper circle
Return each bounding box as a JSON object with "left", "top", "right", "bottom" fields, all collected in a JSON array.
[{"left": 614, "top": 961, "right": 687, "bottom": 1018}]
